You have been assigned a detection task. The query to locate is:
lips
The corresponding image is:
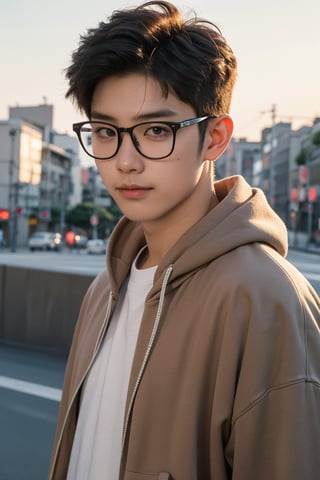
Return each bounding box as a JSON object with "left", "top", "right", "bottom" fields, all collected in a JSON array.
[{"left": 116, "top": 184, "right": 152, "bottom": 199}]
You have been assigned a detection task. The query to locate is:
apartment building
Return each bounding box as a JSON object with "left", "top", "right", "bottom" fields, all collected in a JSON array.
[
  {"left": 0, "top": 104, "right": 81, "bottom": 248},
  {"left": 216, "top": 137, "right": 262, "bottom": 187},
  {"left": 216, "top": 118, "right": 320, "bottom": 243}
]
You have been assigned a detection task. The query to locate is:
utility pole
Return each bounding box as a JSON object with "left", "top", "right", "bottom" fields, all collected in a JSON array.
[
  {"left": 60, "top": 167, "right": 69, "bottom": 249},
  {"left": 60, "top": 186, "right": 66, "bottom": 246},
  {"left": 92, "top": 169, "right": 98, "bottom": 240},
  {"left": 306, "top": 149, "right": 314, "bottom": 245},
  {"left": 11, "top": 182, "right": 20, "bottom": 252},
  {"left": 8, "top": 129, "right": 17, "bottom": 252},
  {"left": 268, "top": 104, "right": 277, "bottom": 206}
]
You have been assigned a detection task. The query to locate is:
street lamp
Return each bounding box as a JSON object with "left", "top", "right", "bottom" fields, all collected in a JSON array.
[
  {"left": 267, "top": 104, "right": 276, "bottom": 206},
  {"left": 8, "top": 129, "right": 17, "bottom": 252},
  {"left": 306, "top": 148, "right": 317, "bottom": 245}
]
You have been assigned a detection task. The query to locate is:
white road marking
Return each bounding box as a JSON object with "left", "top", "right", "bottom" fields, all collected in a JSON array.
[
  {"left": 305, "top": 273, "right": 320, "bottom": 281},
  {"left": 0, "top": 376, "right": 62, "bottom": 402}
]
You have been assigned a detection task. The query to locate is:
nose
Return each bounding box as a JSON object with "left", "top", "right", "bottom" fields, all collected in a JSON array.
[{"left": 115, "top": 132, "right": 144, "bottom": 173}]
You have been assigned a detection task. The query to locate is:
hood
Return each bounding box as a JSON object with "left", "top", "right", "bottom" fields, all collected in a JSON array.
[{"left": 106, "top": 175, "right": 288, "bottom": 295}]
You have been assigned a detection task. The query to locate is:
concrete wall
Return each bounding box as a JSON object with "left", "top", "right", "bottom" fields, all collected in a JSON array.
[{"left": 0, "top": 265, "right": 95, "bottom": 352}]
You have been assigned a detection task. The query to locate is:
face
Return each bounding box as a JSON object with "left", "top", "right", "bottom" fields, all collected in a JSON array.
[{"left": 91, "top": 73, "right": 215, "bottom": 234}]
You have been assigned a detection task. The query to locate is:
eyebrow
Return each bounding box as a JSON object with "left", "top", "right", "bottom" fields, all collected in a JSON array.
[{"left": 90, "top": 109, "right": 178, "bottom": 123}]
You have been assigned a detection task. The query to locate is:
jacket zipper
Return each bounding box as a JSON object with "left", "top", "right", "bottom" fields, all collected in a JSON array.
[
  {"left": 121, "top": 265, "right": 174, "bottom": 453},
  {"left": 49, "top": 290, "right": 114, "bottom": 480}
]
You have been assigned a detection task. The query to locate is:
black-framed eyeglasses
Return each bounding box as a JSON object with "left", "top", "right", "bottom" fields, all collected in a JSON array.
[{"left": 73, "top": 115, "right": 214, "bottom": 160}]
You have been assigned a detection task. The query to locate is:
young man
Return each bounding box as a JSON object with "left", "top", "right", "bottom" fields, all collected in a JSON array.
[{"left": 49, "top": 2, "right": 320, "bottom": 479}]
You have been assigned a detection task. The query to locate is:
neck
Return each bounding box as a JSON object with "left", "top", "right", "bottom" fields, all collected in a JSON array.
[{"left": 139, "top": 191, "right": 218, "bottom": 269}]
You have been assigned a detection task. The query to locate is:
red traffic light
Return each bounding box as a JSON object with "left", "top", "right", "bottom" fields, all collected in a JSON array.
[
  {"left": 309, "top": 187, "right": 317, "bottom": 203},
  {"left": 290, "top": 188, "right": 298, "bottom": 203},
  {"left": 0, "top": 209, "right": 10, "bottom": 220}
]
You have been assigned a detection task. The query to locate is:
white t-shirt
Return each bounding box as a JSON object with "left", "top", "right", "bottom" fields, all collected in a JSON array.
[{"left": 67, "top": 250, "right": 156, "bottom": 480}]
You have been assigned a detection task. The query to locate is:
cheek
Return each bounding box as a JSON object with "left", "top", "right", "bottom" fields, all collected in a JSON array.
[{"left": 157, "top": 161, "right": 201, "bottom": 196}]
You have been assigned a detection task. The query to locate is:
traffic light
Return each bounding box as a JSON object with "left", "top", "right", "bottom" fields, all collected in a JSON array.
[
  {"left": 309, "top": 187, "right": 317, "bottom": 203},
  {"left": 0, "top": 209, "right": 10, "bottom": 221},
  {"left": 290, "top": 188, "right": 298, "bottom": 203}
]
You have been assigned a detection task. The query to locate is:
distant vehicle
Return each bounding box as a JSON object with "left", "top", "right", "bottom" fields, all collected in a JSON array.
[
  {"left": 87, "top": 239, "right": 106, "bottom": 254},
  {"left": 74, "top": 234, "right": 88, "bottom": 249},
  {"left": 28, "top": 232, "right": 62, "bottom": 252}
]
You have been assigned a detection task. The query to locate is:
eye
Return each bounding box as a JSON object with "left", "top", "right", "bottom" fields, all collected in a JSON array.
[
  {"left": 93, "top": 124, "right": 117, "bottom": 139},
  {"left": 144, "top": 123, "right": 172, "bottom": 138}
]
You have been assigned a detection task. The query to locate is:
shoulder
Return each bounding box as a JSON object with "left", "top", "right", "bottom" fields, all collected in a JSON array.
[
  {"left": 211, "top": 243, "right": 315, "bottom": 303},
  {"left": 195, "top": 243, "right": 320, "bottom": 345},
  {"left": 209, "top": 245, "right": 320, "bottom": 415},
  {"left": 209, "top": 243, "right": 320, "bottom": 370}
]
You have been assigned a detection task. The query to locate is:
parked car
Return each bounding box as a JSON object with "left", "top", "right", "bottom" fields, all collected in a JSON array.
[
  {"left": 74, "top": 234, "right": 88, "bottom": 249},
  {"left": 28, "top": 232, "right": 62, "bottom": 252},
  {"left": 87, "top": 239, "right": 106, "bottom": 254}
]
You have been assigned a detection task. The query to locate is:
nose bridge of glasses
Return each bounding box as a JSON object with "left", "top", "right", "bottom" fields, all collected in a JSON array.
[{"left": 118, "top": 126, "right": 140, "bottom": 149}]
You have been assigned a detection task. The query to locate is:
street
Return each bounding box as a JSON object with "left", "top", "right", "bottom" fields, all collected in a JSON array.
[
  {"left": 0, "top": 246, "right": 319, "bottom": 293},
  {"left": 0, "top": 247, "right": 107, "bottom": 276},
  {"left": 286, "top": 249, "right": 320, "bottom": 294},
  {"left": 0, "top": 248, "right": 319, "bottom": 479},
  {"left": 0, "top": 343, "right": 67, "bottom": 479},
  {"left": 0, "top": 249, "right": 320, "bottom": 294}
]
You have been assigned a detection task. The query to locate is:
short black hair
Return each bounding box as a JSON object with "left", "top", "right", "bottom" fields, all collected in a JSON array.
[{"left": 66, "top": 1, "right": 237, "bottom": 121}]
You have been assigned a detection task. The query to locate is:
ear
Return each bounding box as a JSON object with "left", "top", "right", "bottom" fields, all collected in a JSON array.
[{"left": 203, "top": 115, "right": 233, "bottom": 162}]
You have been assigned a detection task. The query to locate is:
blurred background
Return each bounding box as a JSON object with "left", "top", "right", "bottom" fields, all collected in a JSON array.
[
  {"left": 0, "top": 0, "right": 319, "bottom": 250},
  {"left": 0, "top": 1, "right": 319, "bottom": 478}
]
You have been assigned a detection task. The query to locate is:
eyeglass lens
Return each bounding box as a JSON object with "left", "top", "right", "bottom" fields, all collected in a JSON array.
[{"left": 78, "top": 122, "right": 175, "bottom": 160}]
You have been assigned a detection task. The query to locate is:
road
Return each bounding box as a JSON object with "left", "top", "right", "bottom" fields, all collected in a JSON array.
[
  {"left": 0, "top": 246, "right": 319, "bottom": 292},
  {"left": 0, "top": 248, "right": 319, "bottom": 479},
  {"left": 0, "top": 343, "right": 67, "bottom": 479},
  {"left": 0, "top": 247, "right": 107, "bottom": 276},
  {"left": 287, "top": 249, "right": 320, "bottom": 294}
]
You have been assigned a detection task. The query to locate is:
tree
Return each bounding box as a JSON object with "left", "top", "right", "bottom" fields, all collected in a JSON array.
[
  {"left": 312, "top": 130, "right": 320, "bottom": 146},
  {"left": 295, "top": 131, "right": 320, "bottom": 166},
  {"left": 50, "top": 206, "right": 61, "bottom": 226},
  {"left": 295, "top": 146, "right": 311, "bottom": 166},
  {"left": 65, "top": 202, "right": 121, "bottom": 237},
  {"left": 65, "top": 203, "right": 92, "bottom": 231}
]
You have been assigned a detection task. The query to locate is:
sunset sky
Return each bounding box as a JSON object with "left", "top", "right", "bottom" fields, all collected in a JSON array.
[{"left": 1, "top": 0, "right": 319, "bottom": 143}]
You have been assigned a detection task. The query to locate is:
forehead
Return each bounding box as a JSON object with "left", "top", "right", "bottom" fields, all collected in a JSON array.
[{"left": 91, "top": 73, "right": 195, "bottom": 121}]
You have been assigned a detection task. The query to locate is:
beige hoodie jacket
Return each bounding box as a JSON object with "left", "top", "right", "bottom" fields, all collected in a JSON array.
[{"left": 49, "top": 176, "right": 320, "bottom": 480}]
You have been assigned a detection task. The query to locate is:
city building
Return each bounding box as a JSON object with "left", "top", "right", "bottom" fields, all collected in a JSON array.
[
  {"left": 1, "top": 101, "right": 319, "bottom": 250},
  {"left": 0, "top": 104, "right": 81, "bottom": 249},
  {"left": 216, "top": 137, "right": 262, "bottom": 187},
  {"left": 81, "top": 166, "right": 112, "bottom": 209},
  {"left": 288, "top": 119, "right": 320, "bottom": 243},
  {"left": 216, "top": 117, "right": 320, "bottom": 245},
  {"left": 0, "top": 118, "right": 42, "bottom": 249},
  {"left": 261, "top": 122, "right": 292, "bottom": 223}
]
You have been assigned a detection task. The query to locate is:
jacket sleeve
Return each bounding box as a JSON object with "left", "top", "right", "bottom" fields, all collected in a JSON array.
[
  {"left": 214, "top": 246, "right": 320, "bottom": 479},
  {"left": 227, "top": 380, "right": 320, "bottom": 479}
]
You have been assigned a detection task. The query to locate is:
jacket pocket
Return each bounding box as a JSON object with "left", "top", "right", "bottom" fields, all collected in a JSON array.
[{"left": 124, "top": 472, "right": 172, "bottom": 480}]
